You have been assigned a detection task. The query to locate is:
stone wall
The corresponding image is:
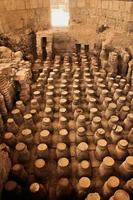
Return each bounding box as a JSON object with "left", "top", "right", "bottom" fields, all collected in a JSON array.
[
  {"left": 0, "top": 0, "right": 132, "bottom": 56},
  {"left": 0, "top": 0, "right": 132, "bottom": 34},
  {"left": 69, "top": 0, "right": 133, "bottom": 32},
  {"left": 0, "top": 0, "right": 50, "bottom": 33}
]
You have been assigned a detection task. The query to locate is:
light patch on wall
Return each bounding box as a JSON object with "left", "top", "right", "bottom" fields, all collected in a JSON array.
[
  {"left": 51, "top": 0, "right": 69, "bottom": 27},
  {"left": 51, "top": 8, "right": 69, "bottom": 27}
]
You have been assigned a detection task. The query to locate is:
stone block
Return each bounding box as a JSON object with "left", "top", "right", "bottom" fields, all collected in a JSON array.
[
  {"left": 43, "top": 0, "right": 50, "bottom": 8},
  {"left": 112, "top": 0, "right": 119, "bottom": 11},
  {"left": 108, "top": 1, "right": 113, "bottom": 11},
  {"left": 30, "top": 0, "right": 39, "bottom": 9},
  {"left": 69, "top": 0, "right": 77, "bottom": 8},
  {"left": 112, "top": 11, "right": 119, "bottom": 20},
  {"left": 25, "top": 0, "right": 31, "bottom": 9},
  {"left": 121, "top": 12, "right": 127, "bottom": 21},
  {"left": 0, "top": 1, "right": 6, "bottom": 11},
  {"left": 5, "top": 0, "right": 15, "bottom": 11},
  {"left": 38, "top": 0, "right": 44, "bottom": 8},
  {"left": 127, "top": 21, "right": 133, "bottom": 32},
  {"left": 77, "top": 0, "right": 85, "bottom": 8},
  {"left": 5, "top": 0, "right": 25, "bottom": 10},
  {"left": 15, "top": 0, "right": 26, "bottom": 10},
  {"left": 90, "top": 0, "right": 95, "bottom": 8},
  {"left": 102, "top": 1, "right": 108, "bottom": 10},
  {"left": 119, "top": 1, "right": 126, "bottom": 12},
  {"left": 125, "top": 2, "right": 133, "bottom": 13},
  {"left": 127, "top": 13, "right": 133, "bottom": 22},
  {"left": 97, "top": 0, "right": 102, "bottom": 9}
]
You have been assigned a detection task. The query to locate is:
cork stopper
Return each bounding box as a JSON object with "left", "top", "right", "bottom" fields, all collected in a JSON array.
[
  {"left": 12, "top": 164, "right": 22, "bottom": 172},
  {"left": 93, "top": 116, "right": 101, "bottom": 124},
  {"left": 59, "top": 129, "right": 68, "bottom": 136},
  {"left": 89, "top": 98, "right": 96, "bottom": 103},
  {"left": 80, "top": 160, "right": 90, "bottom": 169},
  {"left": 4, "top": 132, "right": 14, "bottom": 140},
  {"left": 16, "top": 101, "right": 23, "bottom": 106},
  {"left": 40, "top": 130, "right": 50, "bottom": 137},
  {"left": 103, "top": 156, "right": 115, "bottom": 167},
  {"left": 97, "top": 76, "right": 103, "bottom": 82},
  {"left": 116, "top": 75, "right": 121, "bottom": 80},
  {"left": 102, "top": 89, "right": 109, "bottom": 95},
  {"left": 120, "top": 78, "right": 126, "bottom": 84},
  {"left": 7, "top": 118, "right": 14, "bottom": 124},
  {"left": 108, "top": 103, "right": 117, "bottom": 110},
  {"left": 115, "top": 89, "right": 122, "bottom": 95},
  {"left": 77, "top": 127, "right": 86, "bottom": 136},
  {"left": 12, "top": 109, "right": 20, "bottom": 115},
  {"left": 47, "top": 85, "right": 54, "bottom": 90},
  {"left": 46, "top": 99, "right": 53, "bottom": 105},
  {"left": 104, "top": 97, "right": 112, "bottom": 104},
  {"left": 78, "top": 177, "right": 91, "bottom": 189},
  {"left": 74, "top": 79, "right": 79, "bottom": 84},
  {"left": 87, "top": 84, "right": 93, "bottom": 89},
  {"left": 128, "top": 113, "right": 133, "bottom": 121},
  {"left": 57, "top": 143, "right": 67, "bottom": 151},
  {"left": 58, "top": 178, "right": 69, "bottom": 187},
  {"left": 97, "top": 139, "right": 107, "bottom": 149},
  {"left": 87, "top": 89, "right": 95, "bottom": 95},
  {"left": 58, "top": 158, "right": 69, "bottom": 168},
  {"left": 127, "top": 178, "right": 133, "bottom": 190},
  {"left": 86, "top": 193, "right": 101, "bottom": 200},
  {"left": 48, "top": 77, "right": 53, "bottom": 82},
  {"left": 31, "top": 99, "right": 38, "bottom": 104},
  {"left": 77, "top": 115, "right": 86, "bottom": 122},
  {"left": 126, "top": 156, "right": 133, "bottom": 168},
  {"left": 107, "top": 176, "right": 120, "bottom": 188},
  {"left": 34, "top": 159, "right": 46, "bottom": 169},
  {"left": 96, "top": 128, "right": 105, "bottom": 136},
  {"left": 77, "top": 142, "right": 89, "bottom": 152},
  {"left": 45, "top": 107, "right": 52, "bottom": 113},
  {"left": 24, "top": 114, "right": 32, "bottom": 120},
  {"left": 30, "top": 109, "right": 37, "bottom": 115},
  {"left": 16, "top": 143, "right": 26, "bottom": 151},
  {"left": 60, "top": 116, "right": 67, "bottom": 122},
  {"left": 90, "top": 108, "right": 98, "bottom": 113},
  {"left": 37, "top": 143, "right": 48, "bottom": 151},
  {"left": 109, "top": 116, "right": 119, "bottom": 123},
  {"left": 42, "top": 117, "right": 51, "bottom": 123},
  {"left": 46, "top": 91, "right": 53, "bottom": 97},
  {"left": 128, "top": 91, "right": 133, "bottom": 97},
  {"left": 74, "top": 90, "right": 80, "bottom": 95},
  {"left": 60, "top": 99, "right": 67, "bottom": 104},
  {"left": 30, "top": 183, "right": 40, "bottom": 193},
  {"left": 5, "top": 180, "right": 17, "bottom": 191},
  {"left": 113, "top": 125, "right": 123, "bottom": 135},
  {"left": 33, "top": 91, "right": 41, "bottom": 96},
  {"left": 22, "top": 129, "right": 32, "bottom": 136},
  {"left": 118, "top": 140, "right": 128, "bottom": 149},
  {"left": 122, "top": 106, "right": 129, "bottom": 112},
  {"left": 98, "top": 83, "right": 106, "bottom": 89},
  {"left": 60, "top": 84, "right": 66, "bottom": 89},
  {"left": 36, "top": 83, "right": 42, "bottom": 89},
  {"left": 118, "top": 96, "right": 126, "bottom": 103},
  {"left": 59, "top": 107, "right": 67, "bottom": 113},
  {"left": 112, "top": 83, "right": 119, "bottom": 89},
  {"left": 113, "top": 189, "right": 130, "bottom": 200}
]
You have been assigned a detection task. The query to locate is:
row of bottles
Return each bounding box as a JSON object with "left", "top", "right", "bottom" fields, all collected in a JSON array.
[{"left": 0, "top": 47, "right": 133, "bottom": 200}]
